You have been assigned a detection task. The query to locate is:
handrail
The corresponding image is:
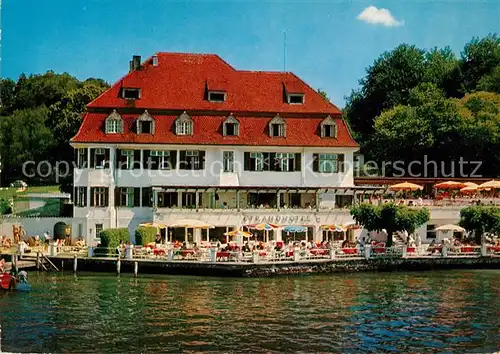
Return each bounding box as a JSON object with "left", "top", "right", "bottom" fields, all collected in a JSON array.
[{"left": 42, "top": 253, "right": 59, "bottom": 271}]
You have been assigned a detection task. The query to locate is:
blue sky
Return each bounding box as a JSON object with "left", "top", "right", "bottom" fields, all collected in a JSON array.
[{"left": 2, "top": 0, "right": 499, "bottom": 106}]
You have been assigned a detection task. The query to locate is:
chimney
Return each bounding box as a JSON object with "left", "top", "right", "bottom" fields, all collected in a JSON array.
[
  {"left": 129, "top": 60, "right": 133, "bottom": 72},
  {"left": 130, "top": 55, "right": 141, "bottom": 71},
  {"left": 152, "top": 55, "right": 158, "bottom": 67}
]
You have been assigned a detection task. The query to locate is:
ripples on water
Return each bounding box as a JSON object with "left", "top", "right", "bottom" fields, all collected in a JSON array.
[{"left": 1, "top": 270, "right": 499, "bottom": 353}]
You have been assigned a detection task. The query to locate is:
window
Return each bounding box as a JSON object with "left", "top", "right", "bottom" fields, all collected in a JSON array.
[
  {"left": 223, "top": 114, "right": 239, "bottom": 136},
  {"left": 223, "top": 151, "right": 234, "bottom": 172},
  {"left": 117, "top": 149, "right": 140, "bottom": 170},
  {"left": 73, "top": 187, "right": 86, "bottom": 207},
  {"left": 142, "top": 187, "right": 153, "bottom": 207},
  {"left": 144, "top": 150, "right": 176, "bottom": 170},
  {"left": 275, "top": 153, "right": 295, "bottom": 172},
  {"left": 90, "top": 187, "right": 109, "bottom": 207},
  {"left": 312, "top": 153, "right": 345, "bottom": 173},
  {"left": 117, "top": 187, "right": 140, "bottom": 207},
  {"left": 427, "top": 225, "right": 436, "bottom": 239},
  {"left": 90, "top": 148, "right": 109, "bottom": 169},
  {"left": 287, "top": 94, "right": 304, "bottom": 104},
  {"left": 138, "top": 120, "right": 152, "bottom": 134},
  {"left": 106, "top": 119, "right": 122, "bottom": 134},
  {"left": 158, "top": 192, "right": 178, "bottom": 208},
  {"left": 182, "top": 192, "right": 202, "bottom": 208},
  {"left": 268, "top": 115, "right": 286, "bottom": 137},
  {"left": 76, "top": 148, "right": 88, "bottom": 168},
  {"left": 175, "top": 112, "right": 193, "bottom": 135},
  {"left": 122, "top": 88, "right": 140, "bottom": 99},
  {"left": 179, "top": 150, "right": 205, "bottom": 170},
  {"left": 271, "top": 124, "right": 285, "bottom": 137},
  {"left": 95, "top": 224, "right": 103, "bottom": 238},
  {"left": 320, "top": 116, "right": 337, "bottom": 138},
  {"left": 250, "top": 152, "right": 264, "bottom": 171},
  {"left": 208, "top": 91, "right": 226, "bottom": 102},
  {"left": 176, "top": 121, "right": 192, "bottom": 135}
]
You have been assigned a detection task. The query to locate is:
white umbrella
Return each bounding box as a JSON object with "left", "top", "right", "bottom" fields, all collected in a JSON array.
[{"left": 435, "top": 224, "right": 465, "bottom": 232}]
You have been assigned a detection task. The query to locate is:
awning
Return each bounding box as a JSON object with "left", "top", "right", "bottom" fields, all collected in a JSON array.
[{"left": 139, "top": 222, "right": 166, "bottom": 228}]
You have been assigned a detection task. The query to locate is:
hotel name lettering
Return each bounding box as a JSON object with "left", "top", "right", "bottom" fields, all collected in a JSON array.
[{"left": 242, "top": 215, "right": 319, "bottom": 224}]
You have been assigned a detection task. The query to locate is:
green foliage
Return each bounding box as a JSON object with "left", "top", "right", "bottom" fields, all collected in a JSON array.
[
  {"left": 0, "top": 198, "right": 12, "bottom": 215},
  {"left": 0, "top": 72, "right": 108, "bottom": 186},
  {"left": 317, "top": 89, "right": 329, "bottom": 101},
  {"left": 99, "top": 228, "right": 130, "bottom": 248},
  {"left": 53, "top": 221, "right": 67, "bottom": 240},
  {"left": 135, "top": 226, "right": 157, "bottom": 245},
  {"left": 351, "top": 203, "right": 430, "bottom": 247},
  {"left": 344, "top": 34, "right": 500, "bottom": 168},
  {"left": 459, "top": 206, "right": 500, "bottom": 244}
]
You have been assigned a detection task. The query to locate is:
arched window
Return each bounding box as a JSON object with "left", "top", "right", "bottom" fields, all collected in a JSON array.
[
  {"left": 175, "top": 111, "right": 193, "bottom": 135},
  {"left": 320, "top": 115, "right": 337, "bottom": 138},
  {"left": 105, "top": 110, "right": 123, "bottom": 134},
  {"left": 268, "top": 114, "right": 286, "bottom": 137},
  {"left": 223, "top": 114, "right": 239, "bottom": 136}
]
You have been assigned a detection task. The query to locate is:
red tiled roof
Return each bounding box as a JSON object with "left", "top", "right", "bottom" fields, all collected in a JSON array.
[
  {"left": 71, "top": 113, "right": 358, "bottom": 147},
  {"left": 87, "top": 52, "right": 342, "bottom": 114}
]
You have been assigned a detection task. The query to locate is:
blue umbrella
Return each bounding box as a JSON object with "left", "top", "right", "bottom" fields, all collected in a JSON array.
[{"left": 283, "top": 225, "right": 307, "bottom": 233}]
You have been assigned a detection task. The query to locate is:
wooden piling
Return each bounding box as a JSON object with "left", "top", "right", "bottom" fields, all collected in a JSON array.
[
  {"left": 73, "top": 255, "right": 78, "bottom": 273},
  {"left": 134, "top": 261, "right": 138, "bottom": 278},
  {"left": 117, "top": 257, "right": 121, "bottom": 275},
  {"left": 36, "top": 252, "right": 40, "bottom": 270}
]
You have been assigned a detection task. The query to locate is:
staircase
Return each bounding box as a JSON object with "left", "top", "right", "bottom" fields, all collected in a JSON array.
[
  {"left": 23, "top": 252, "right": 59, "bottom": 271},
  {"left": 392, "top": 233, "right": 406, "bottom": 247}
]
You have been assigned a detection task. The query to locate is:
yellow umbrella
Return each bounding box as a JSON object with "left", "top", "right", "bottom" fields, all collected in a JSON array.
[
  {"left": 434, "top": 181, "right": 466, "bottom": 189},
  {"left": 139, "top": 222, "right": 166, "bottom": 228},
  {"left": 478, "top": 180, "right": 500, "bottom": 190},
  {"left": 169, "top": 219, "right": 215, "bottom": 228},
  {"left": 464, "top": 182, "right": 478, "bottom": 188},
  {"left": 224, "top": 230, "right": 252, "bottom": 237},
  {"left": 389, "top": 182, "right": 423, "bottom": 191},
  {"left": 435, "top": 224, "right": 465, "bottom": 232},
  {"left": 460, "top": 186, "right": 478, "bottom": 193}
]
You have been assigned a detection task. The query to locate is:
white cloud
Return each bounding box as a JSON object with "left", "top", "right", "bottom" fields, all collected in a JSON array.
[{"left": 357, "top": 6, "right": 404, "bottom": 27}]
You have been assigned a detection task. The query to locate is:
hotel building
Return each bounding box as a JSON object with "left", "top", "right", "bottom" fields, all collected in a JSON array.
[{"left": 71, "top": 53, "right": 377, "bottom": 245}]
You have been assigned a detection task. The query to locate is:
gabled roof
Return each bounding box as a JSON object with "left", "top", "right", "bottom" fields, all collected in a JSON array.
[
  {"left": 72, "top": 113, "right": 358, "bottom": 147},
  {"left": 87, "top": 52, "right": 342, "bottom": 114}
]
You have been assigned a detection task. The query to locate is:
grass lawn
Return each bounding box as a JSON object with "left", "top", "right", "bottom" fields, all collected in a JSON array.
[{"left": 0, "top": 185, "right": 60, "bottom": 201}]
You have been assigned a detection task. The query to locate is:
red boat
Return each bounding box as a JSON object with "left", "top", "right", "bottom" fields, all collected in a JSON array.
[{"left": 0, "top": 272, "right": 16, "bottom": 290}]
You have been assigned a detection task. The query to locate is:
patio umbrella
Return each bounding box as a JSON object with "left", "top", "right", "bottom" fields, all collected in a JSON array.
[
  {"left": 342, "top": 222, "right": 361, "bottom": 230},
  {"left": 460, "top": 186, "right": 478, "bottom": 193},
  {"left": 224, "top": 230, "right": 252, "bottom": 237},
  {"left": 246, "top": 224, "right": 281, "bottom": 242},
  {"left": 435, "top": 224, "right": 465, "bottom": 232},
  {"left": 283, "top": 225, "right": 307, "bottom": 233},
  {"left": 464, "top": 182, "right": 478, "bottom": 188},
  {"left": 321, "top": 224, "right": 344, "bottom": 232},
  {"left": 478, "top": 180, "right": 500, "bottom": 190},
  {"left": 169, "top": 219, "right": 215, "bottom": 228},
  {"left": 434, "top": 181, "right": 466, "bottom": 189},
  {"left": 389, "top": 182, "right": 423, "bottom": 191},
  {"left": 139, "top": 222, "right": 166, "bottom": 228}
]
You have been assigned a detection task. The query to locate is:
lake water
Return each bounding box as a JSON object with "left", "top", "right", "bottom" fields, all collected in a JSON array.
[{"left": 1, "top": 270, "right": 499, "bottom": 353}]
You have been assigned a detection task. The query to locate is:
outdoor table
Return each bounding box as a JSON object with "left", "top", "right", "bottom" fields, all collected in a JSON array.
[
  {"left": 285, "top": 251, "right": 294, "bottom": 257},
  {"left": 428, "top": 247, "right": 442, "bottom": 253},
  {"left": 373, "top": 247, "right": 386, "bottom": 253},
  {"left": 181, "top": 249, "right": 195, "bottom": 257},
  {"left": 488, "top": 246, "right": 500, "bottom": 252},
  {"left": 342, "top": 248, "right": 357, "bottom": 255},
  {"left": 216, "top": 252, "right": 231, "bottom": 260},
  {"left": 406, "top": 247, "right": 416, "bottom": 253},
  {"left": 310, "top": 249, "right": 327, "bottom": 255},
  {"left": 258, "top": 252, "right": 267, "bottom": 257},
  {"left": 460, "top": 246, "right": 474, "bottom": 253}
]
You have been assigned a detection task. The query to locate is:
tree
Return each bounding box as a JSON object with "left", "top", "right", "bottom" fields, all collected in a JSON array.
[
  {"left": 459, "top": 206, "right": 500, "bottom": 244},
  {"left": 351, "top": 203, "right": 430, "bottom": 247},
  {"left": 317, "top": 89, "right": 329, "bottom": 101},
  {"left": 460, "top": 34, "right": 500, "bottom": 94},
  {"left": 476, "top": 66, "right": 500, "bottom": 93}
]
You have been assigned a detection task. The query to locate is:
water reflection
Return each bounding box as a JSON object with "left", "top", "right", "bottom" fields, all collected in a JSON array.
[{"left": 0, "top": 271, "right": 499, "bottom": 352}]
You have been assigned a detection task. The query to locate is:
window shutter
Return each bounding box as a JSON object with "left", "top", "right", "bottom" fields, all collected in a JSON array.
[
  {"left": 295, "top": 153, "right": 301, "bottom": 172},
  {"left": 179, "top": 151, "right": 187, "bottom": 169},
  {"left": 73, "top": 187, "right": 77, "bottom": 204},
  {"left": 269, "top": 153, "right": 277, "bottom": 171},
  {"left": 170, "top": 150, "right": 177, "bottom": 170},
  {"left": 320, "top": 124, "right": 325, "bottom": 138},
  {"left": 83, "top": 188, "right": 87, "bottom": 207},
  {"left": 143, "top": 150, "right": 150, "bottom": 169},
  {"left": 244, "top": 152, "right": 250, "bottom": 171},
  {"left": 236, "top": 122, "right": 240, "bottom": 136},
  {"left": 104, "top": 188, "right": 109, "bottom": 207},
  {"left": 199, "top": 151, "right": 206, "bottom": 170},
  {"left": 223, "top": 122, "right": 227, "bottom": 136},
  {"left": 312, "top": 154, "right": 319, "bottom": 172},
  {"left": 116, "top": 149, "right": 121, "bottom": 169},
  {"left": 90, "top": 188, "right": 95, "bottom": 207},
  {"left": 269, "top": 123, "right": 273, "bottom": 137},
  {"left": 338, "top": 154, "right": 345, "bottom": 173},
  {"left": 104, "top": 149, "right": 110, "bottom": 168},
  {"left": 115, "top": 187, "right": 121, "bottom": 206},
  {"left": 134, "top": 150, "right": 141, "bottom": 169},
  {"left": 90, "top": 149, "right": 95, "bottom": 168},
  {"left": 134, "top": 188, "right": 141, "bottom": 207}
]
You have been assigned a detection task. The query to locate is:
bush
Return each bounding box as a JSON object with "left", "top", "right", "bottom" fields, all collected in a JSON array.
[
  {"left": 0, "top": 198, "right": 12, "bottom": 215},
  {"left": 99, "top": 228, "right": 130, "bottom": 248},
  {"left": 135, "top": 226, "right": 157, "bottom": 245},
  {"left": 53, "top": 222, "right": 67, "bottom": 240}
]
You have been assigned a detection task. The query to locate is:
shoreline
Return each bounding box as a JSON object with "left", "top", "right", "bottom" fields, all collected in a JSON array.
[{"left": 32, "top": 255, "right": 500, "bottom": 277}]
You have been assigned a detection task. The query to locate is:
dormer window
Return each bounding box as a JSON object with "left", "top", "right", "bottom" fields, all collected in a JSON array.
[
  {"left": 223, "top": 114, "right": 239, "bottom": 136},
  {"left": 121, "top": 88, "right": 141, "bottom": 100},
  {"left": 104, "top": 110, "right": 123, "bottom": 134},
  {"left": 175, "top": 111, "right": 193, "bottom": 135},
  {"left": 208, "top": 91, "right": 226, "bottom": 102},
  {"left": 269, "top": 115, "right": 286, "bottom": 137},
  {"left": 136, "top": 110, "right": 155, "bottom": 134},
  {"left": 287, "top": 93, "right": 304, "bottom": 104},
  {"left": 320, "top": 115, "right": 337, "bottom": 138}
]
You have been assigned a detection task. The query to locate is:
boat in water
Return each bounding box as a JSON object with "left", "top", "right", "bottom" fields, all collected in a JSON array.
[{"left": 0, "top": 270, "right": 31, "bottom": 292}]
